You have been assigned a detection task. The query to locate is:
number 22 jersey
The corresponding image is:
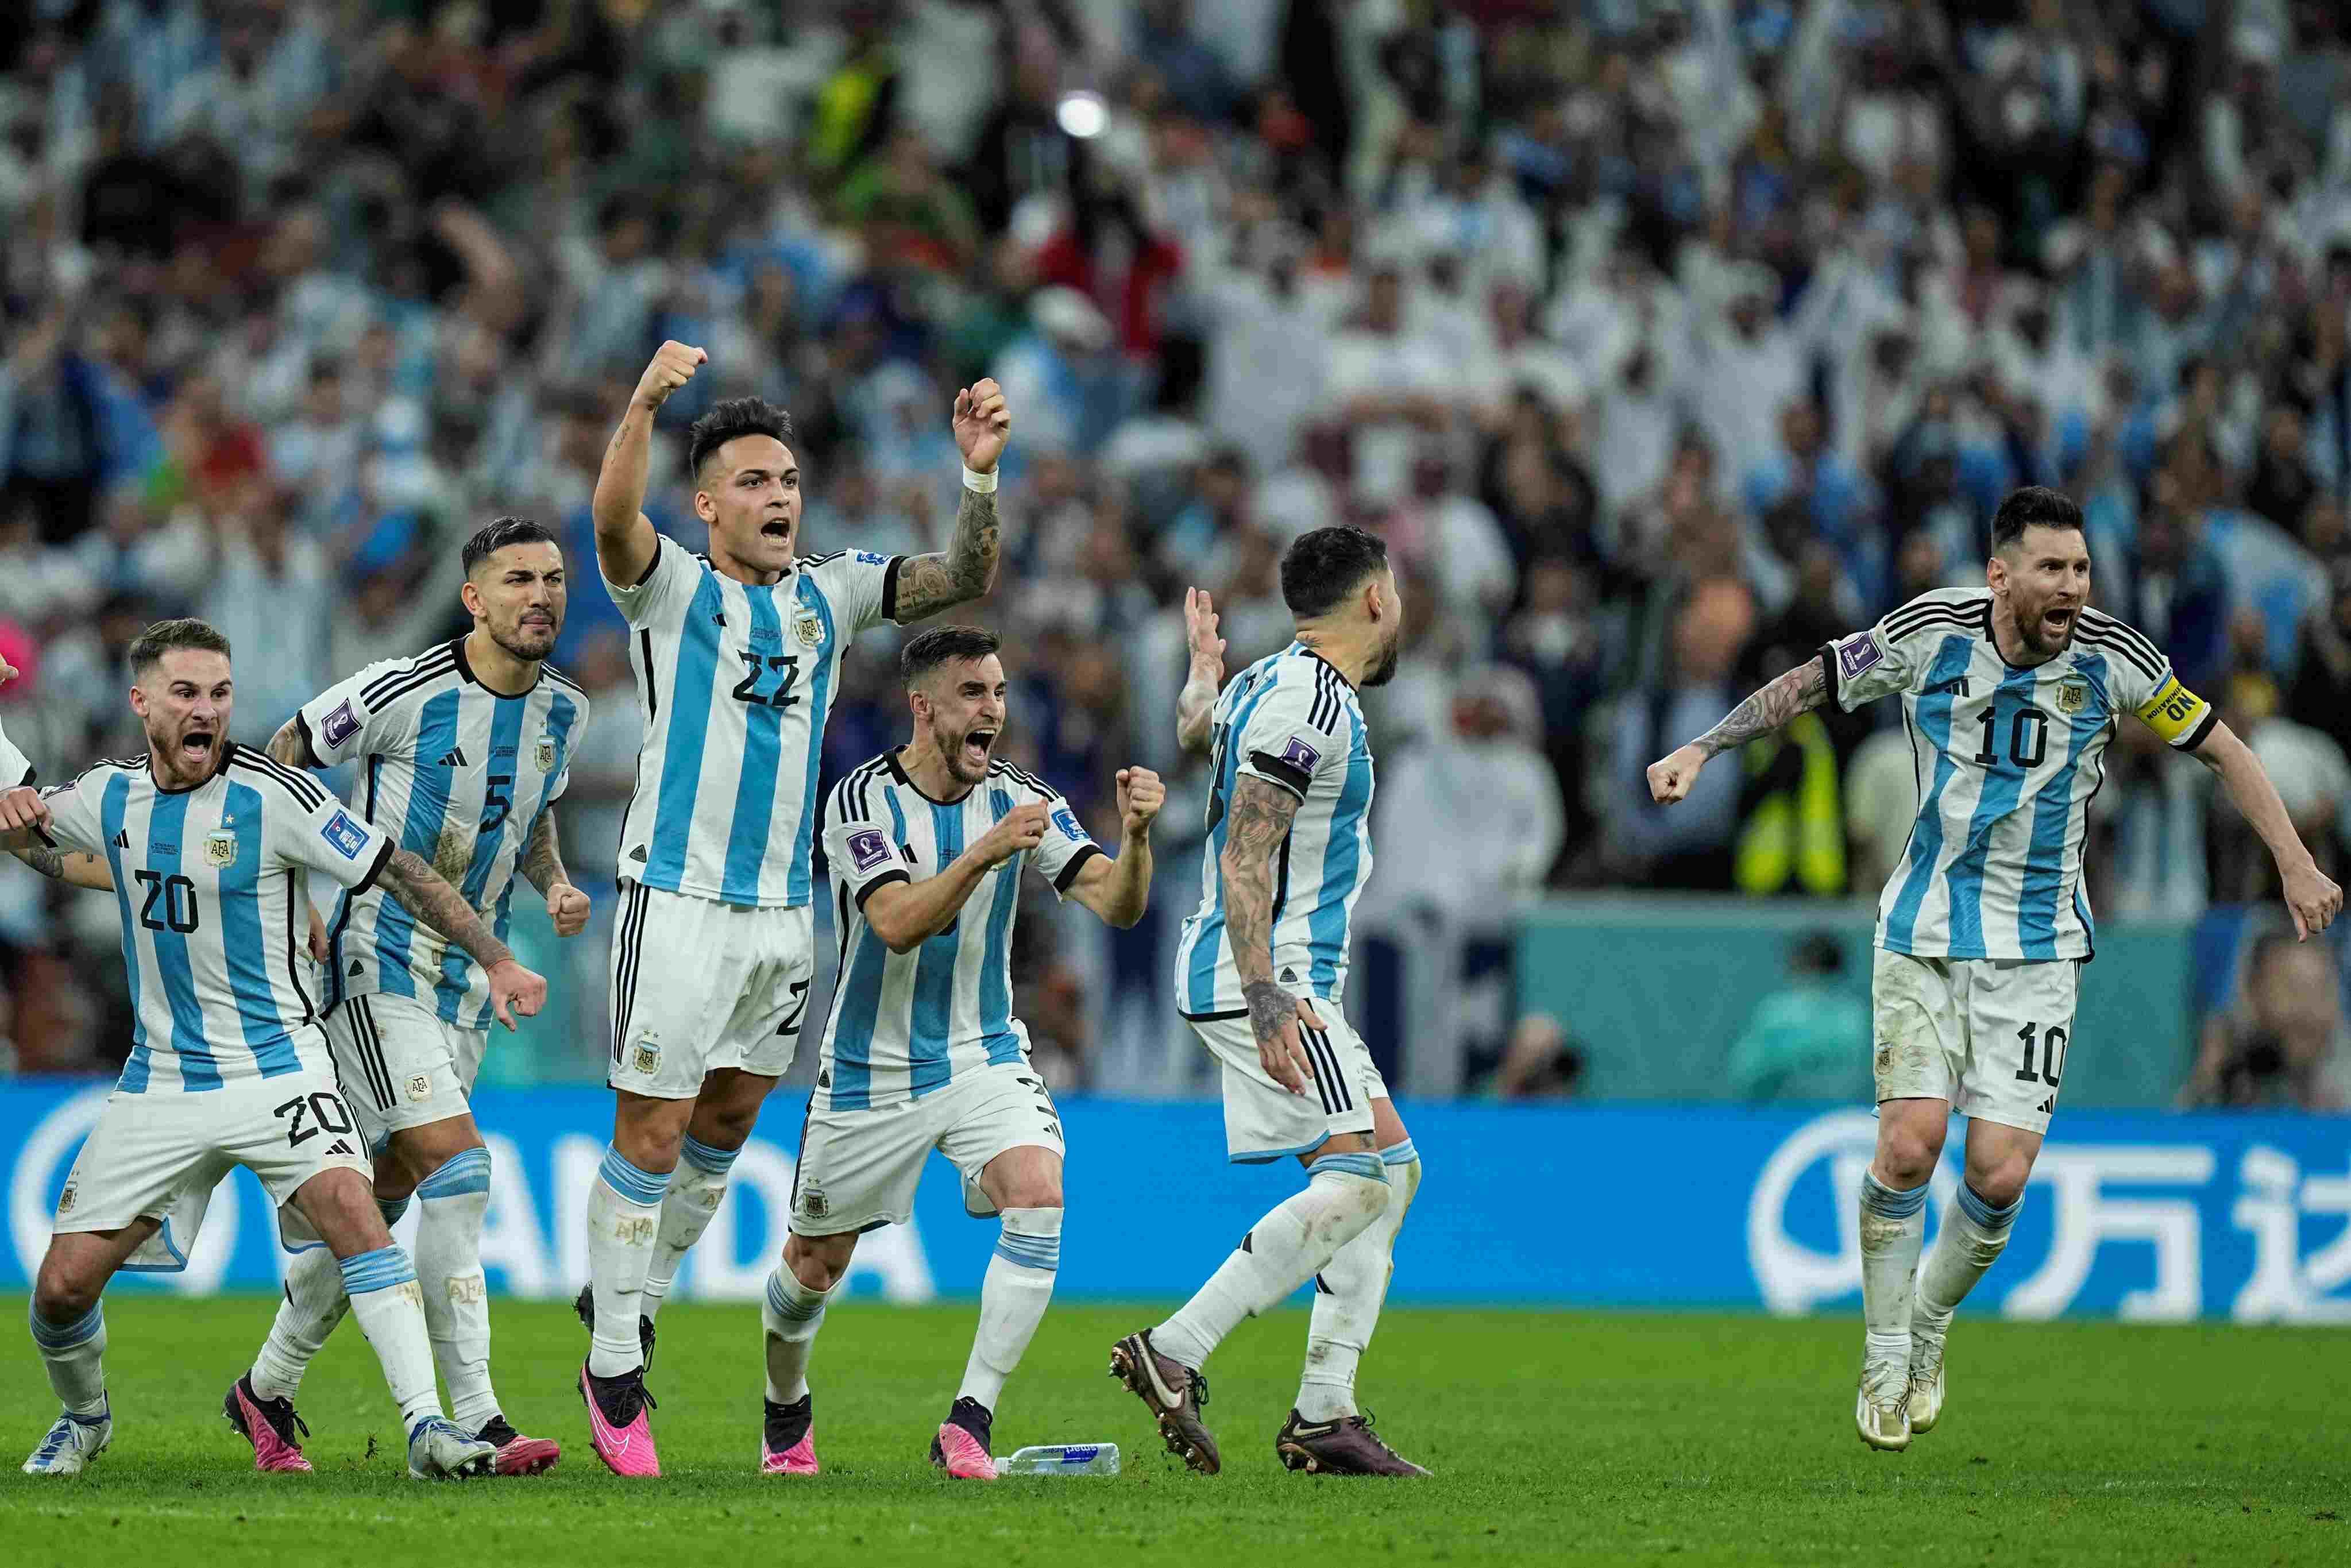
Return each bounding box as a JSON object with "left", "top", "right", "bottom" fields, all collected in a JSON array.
[{"left": 1824, "top": 588, "right": 2216, "bottom": 962}]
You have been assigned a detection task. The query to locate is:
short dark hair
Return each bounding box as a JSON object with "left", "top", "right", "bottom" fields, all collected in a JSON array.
[
  {"left": 900, "top": 625, "right": 1002, "bottom": 687},
  {"left": 462, "top": 516, "right": 557, "bottom": 576},
  {"left": 1989, "top": 486, "right": 2084, "bottom": 553},
  {"left": 128, "top": 617, "right": 231, "bottom": 678},
  {"left": 687, "top": 398, "right": 796, "bottom": 483},
  {"left": 1280, "top": 526, "right": 1391, "bottom": 619}
]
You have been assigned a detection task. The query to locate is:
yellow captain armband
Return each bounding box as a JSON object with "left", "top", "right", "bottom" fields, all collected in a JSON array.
[{"left": 2133, "top": 674, "right": 2215, "bottom": 748}]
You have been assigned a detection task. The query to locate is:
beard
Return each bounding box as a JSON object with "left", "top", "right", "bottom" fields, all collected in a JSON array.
[
  {"left": 935, "top": 719, "right": 997, "bottom": 785},
  {"left": 491, "top": 619, "right": 558, "bottom": 663},
  {"left": 2012, "top": 596, "right": 2079, "bottom": 658},
  {"left": 1363, "top": 631, "right": 1403, "bottom": 688}
]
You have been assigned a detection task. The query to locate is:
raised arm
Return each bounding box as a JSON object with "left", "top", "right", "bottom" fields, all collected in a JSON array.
[
  {"left": 890, "top": 379, "right": 1010, "bottom": 621},
  {"left": 593, "top": 341, "right": 705, "bottom": 592},
  {"left": 268, "top": 714, "right": 322, "bottom": 770},
  {"left": 379, "top": 847, "right": 548, "bottom": 1028},
  {"left": 9, "top": 841, "right": 113, "bottom": 890},
  {"left": 1175, "top": 589, "right": 1226, "bottom": 755},
  {"left": 1646, "top": 654, "right": 1829, "bottom": 804},
  {"left": 1063, "top": 768, "right": 1161, "bottom": 928},
  {"left": 860, "top": 801, "right": 1047, "bottom": 952},
  {"left": 518, "top": 811, "right": 591, "bottom": 936},
  {"left": 2187, "top": 720, "right": 2346, "bottom": 940},
  {"left": 1221, "top": 775, "right": 1318, "bottom": 1096}
]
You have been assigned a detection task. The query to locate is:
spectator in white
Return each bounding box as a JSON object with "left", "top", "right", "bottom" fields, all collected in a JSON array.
[
  {"left": 1607, "top": 577, "right": 1755, "bottom": 891},
  {"left": 1375, "top": 666, "right": 1563, "bottom": 921},
  {"left": 990, "top": 284, "right": 1116, "bottom": 458},
  {"left": 1685, "top": 262, "right": 1804, "bottom": 484},
  {"left": 1385, "top": 439, "right": 1516, "bottom": 623},
  {"left": 198, "top": 495, "right": 331, "bottom": 746},
  {"left": 269, "top": 358, "right": 364, "bottom": 532},
  {"left": 1844, "top": 724, "right": 1922, "bottom": 894},
  {"left": 157, "top": 0, "right": 336, "bottom": 204},
  {"left": 1589, "top": 338, "right": 1683, "bottom": 517},
  {"left": 1395, "top": 148, "right": 1544, "bottom": 300},
  {"left": 1461, "top": 277, "right": 1584, "bottom": 434},
  {"left": 1194, "top": 217, "right": 1330, "bottom": 479},
  {"left": 1322, "top": 257, "right": 1457, "bottom": 504},
  {"left": 1986, "top": 282, "right": 2095, "bottom": 438},
  {"left": 553, "top": 195, "right": 669, "bottom": 383}
]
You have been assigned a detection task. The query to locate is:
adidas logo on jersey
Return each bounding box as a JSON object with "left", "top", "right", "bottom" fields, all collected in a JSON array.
[
  {"left": 629, "top": 845, "right": 648, "bottom": 862},
  {"left": 326, "top": 1140, "right": 356, "bottom": 1157},
  {"left": 1281, "top": 968, "right": 1298, "bottom": 983},
  {"left": 438, "top": 747, "right": 469, "bottom": 767},
  {"left": 111, "top": 829, "right": 130, "bottom": 849},
  {"left": 348, "top": 960, "right": 364, "bottom": 977}
]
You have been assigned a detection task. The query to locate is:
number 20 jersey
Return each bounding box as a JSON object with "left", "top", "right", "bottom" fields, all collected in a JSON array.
[
  {"left": 1824, "top": 588, "right": 2215, "bottom": 963},
  {"left": 298, "top": 638, "right": 588, "bottom": 1031},
  {"left": 605, "top": 538, "right": 901, "bottom": 909}
]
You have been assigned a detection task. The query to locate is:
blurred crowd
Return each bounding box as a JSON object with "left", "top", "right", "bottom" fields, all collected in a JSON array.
[{"left": 2, "top": 0, "right": 2348, "bottom": 1104}]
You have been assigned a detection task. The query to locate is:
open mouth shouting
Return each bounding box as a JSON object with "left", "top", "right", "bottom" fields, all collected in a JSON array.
[
  {"left": 960, "top": 725, "right": 998, "bottom": 774},
  {"left": 759, "top": 512, "right": 794, "bottom": 549},
  {"left": 2041, "top": 605, "right": 2078, "bottom": 643},
  {"left": 179, "top": 726, "right": 218, "bottom": 769}
]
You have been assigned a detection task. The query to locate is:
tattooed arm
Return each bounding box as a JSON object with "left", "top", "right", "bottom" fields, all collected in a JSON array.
[
  {"left": 1218, "top": 775, "right": 1318, "bottom": 1095},
  {"left": 890, "top": 485, "right": 999, "bottom": 621},
  {"left": 379, "top": 848, "right": 549, "bottom": 1027},
  {"left": 893, "top": 376, "right": 1012, "bottom": 621},
  {"left": 518, "top": 812, "right": 592, "bottom": 936},
  {"left": 9, "top": 842, "right": 113, "bottom": 890},
  {"left": 1646, "top": 655, "right": 1828, "bottom": 805},
  {"left": 268, "top": 715, "right": 322, "bottom": 770}
]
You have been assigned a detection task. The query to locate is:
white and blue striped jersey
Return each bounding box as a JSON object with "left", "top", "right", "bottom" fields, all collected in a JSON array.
[
  {"left": 39, "top": 746, "right": 395, "bottom": 1092},
  {"left": 1174, "top": 642, "right": 1376, "bottom": 1018},
  {"left": 1825, "top": 588, "right": 2216, "bottom": 961},
  {"left": 814, "top": 750, "right": 1099, "bottom": 1111},
  {"left": 297, "top": 639, "right": 586, "bottom": 1032},
  {"left": 606, "top": 538, "right": 900, "bottom": 907}
]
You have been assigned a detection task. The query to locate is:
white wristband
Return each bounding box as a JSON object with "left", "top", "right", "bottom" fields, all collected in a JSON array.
[{"left": 961, "top": 465, "right": 998, "bottom": 493}]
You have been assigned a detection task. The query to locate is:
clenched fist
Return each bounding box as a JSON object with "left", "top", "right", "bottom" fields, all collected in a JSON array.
[
  {"left": 972, "top": 800, "right": 1049, "bottom": 868},
  {"left": 953, "top": 378, "right": 1013, "bottom": 473},
  {"left": 546, "top": 881, "right": 592, "bottom": 938},
  {"left": 1116, "top": 767, "right": 1164, "bottom": 837},
  {"left": 1646, "top": 744, "right": 1709, "bottom": 805},
  {"left": 635, "top": 341, "right": 707, "bottom": 411}
]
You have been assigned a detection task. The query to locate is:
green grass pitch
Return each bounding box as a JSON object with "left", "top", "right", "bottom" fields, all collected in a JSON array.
[{"left": 3, "top": 1294, "right": 2346, "bottom": 1566}]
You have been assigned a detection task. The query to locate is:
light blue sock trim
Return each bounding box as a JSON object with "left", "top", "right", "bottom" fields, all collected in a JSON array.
[
  {"left": 679, "top": 1134, "right": 740, "bottom": 1177},
  {"left": 598, "top": 1145, "right": 672, "bottom": 1207},
  {"left": 417, "top": 1146, "right": 492, "bottom": 1200},
  {"left": 1860, "top": 1171, "right": 1929, "bottom": 1219},
  {"left": 764, "top": 1268, "right": 828, "bottom": 1323},
  {"left": 338, "top": 1245, "right": 417, "bottom": 1297},
  {"left": 993, "top": 1233, "right": 1061, "bottom": 1272},
  {"left": 1956, "top": 1182, "right": 2022, "bottom": 1230},
  {"left": 29, "top": 1301, "right": 103, "bottom": 1351},
  {"left": 377, "top": 1194, "right": 412, "bottom": 1227},
  {"left": 1307, "top": 1152, "right": 1389, "bottom": 1184},
  {"left": 1380, "top": 1138, "right": 1419, "bottom": 1167}
]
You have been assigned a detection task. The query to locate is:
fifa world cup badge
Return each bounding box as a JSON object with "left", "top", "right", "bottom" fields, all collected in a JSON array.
[
  {"left": 794, "top": 609, "right": 825, "bottom": 650},
  {"left": 203, "top": 829, "right": 238, "bottom": 867},
  {"left": 535, "top": 736, "right": 556, "bottom": 773},
  {"left": 2055, "top": 678, "right": 2089, "bottom": 716}
]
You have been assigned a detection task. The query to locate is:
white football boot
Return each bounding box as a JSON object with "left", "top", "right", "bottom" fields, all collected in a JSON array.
[
  {"left": 1855, "top": 1359, "right": 1912, "bottom": 1452},
  {"left": 1908, "top": 1318, "right": 1949, "bottom": 1435},
  {"left": 406, "top": 1416, "right": 496, "bottom": 1480},
  {"left": 22, "top": 1406, "right": 111, "bottom": 1474}
]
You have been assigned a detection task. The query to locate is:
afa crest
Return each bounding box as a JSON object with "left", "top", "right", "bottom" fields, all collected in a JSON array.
[
  {"left": 534, "top": 735, "right": 557, "bottom": 773},
  {"left": 203, "top": 829, "right": 238, "bottom": 868},
  {"left": 633, "top": 1042, "right": 661, "bottom": 1075},
  {"left": 794, "top": 609, "right": 825, "bottom": 650},
  {"left": 2055, "top": 678, "right": 2090, "bottom": 716}
]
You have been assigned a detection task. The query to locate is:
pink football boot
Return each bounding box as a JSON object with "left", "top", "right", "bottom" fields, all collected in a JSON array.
[
  {"left": 224, "top": 1376, "right": 313, "bottom": 1473},
  {"left": 579, "top": 1365, "right": 659, "bottom": 1477},
  {"left": 759, "top": 1394, "right": 819, "bottom": 1476}
]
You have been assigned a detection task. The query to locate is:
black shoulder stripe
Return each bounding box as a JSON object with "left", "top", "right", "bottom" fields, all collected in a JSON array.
[
  {"left": 2075, "top": 628, "right": 2164, "bottom": 681},
  {"left": 990, "top": 760, "right": 1053, "bottom": 800},
  {"left": 362, "top": 656, "right": 460, "bottom": 713},
  {"left": 542, "top": 664, "right": 586, "bottom": 697},
  {"left": 847, "top": 756, "right": 891, "bottom": 820},
  {"left": 229, "top": 748, "right": 330, "bottom": 811},
  {"left": 1882, "top": 610, "right": 1983, "bottom": 645},
  {"left": 360, "top": 647, "right": 457, "bottom": 707},
  {"left": 2079, "top": 609, "right": 2163, "bottom": 666},
  {"left": 1885, "top": 597, "right": 1989, "bottom": 638},
  {"left": 798, "top": 551, "right": 844, "bottom": 570}
]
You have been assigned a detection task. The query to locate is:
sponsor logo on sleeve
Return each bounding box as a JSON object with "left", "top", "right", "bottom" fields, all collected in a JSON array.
[
  {"left": 321, "top": 810, "right": 369, "bottom": 860},
  {"left": 1052, "top": 806, "right": 1086, "bottom": 841},
  {"left": 847, "top": 828, "right": 891, "bottom": 872},
  {"left": 852, "top": 550, "right": 889, "bottom": 566},
  {"left": 1836, "top": 634, "right": 1883, "bottom": 680},
  {"left": 321, "top": 700, "right": 360, "bottom": 748},
  {"left": 1279, "top": 736, "right": 1321, "bottom": 774}
]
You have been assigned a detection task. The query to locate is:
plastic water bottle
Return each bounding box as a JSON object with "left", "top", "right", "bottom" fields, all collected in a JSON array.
[{"left": 996, "top": 1442, "right": 1121, "bottom": 1476}]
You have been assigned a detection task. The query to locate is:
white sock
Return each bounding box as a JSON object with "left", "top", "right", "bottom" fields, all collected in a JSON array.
[
  {"left": 415, "top": 1148, "right": 499, "bottom": 1430},
  {"left": 252, "top": 1195, "right": 402, "bottom": 1401},
  {"left": 957, "top": 1207, "right": 1061, "bottom": 1413},
  {"left": 642, "top": 1134, "right": 738, "bottom": 1322},
  {"left": 1916, "top": 1183, "right": 2022, "bottom": 1329},
  {"left": 761, "top": 1265, "right": 835, "bottom": 1404},
  {"left": 1859, "top": 1171, "right": 1929, "bottom": 1381},
  {"left": 1299, "top": 1140, "right": 1420, "bottom": 1423},
  {"left": 339, "top": 1245, "right": 442, "bottom": 1430},
  {"left": 1153, "top": 1152, "right": 1390, "bottom": 1370},
  {"left": 29, "top": 1301, "right": 109, "bottom": 1418},
  {"left": 586, "top": 1145, "right": 670, "bottom": 1377}
]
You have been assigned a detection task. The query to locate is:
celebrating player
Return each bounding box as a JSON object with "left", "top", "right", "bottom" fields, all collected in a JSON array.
[
  {"left": 1109, "top": 527, "right": 1430, "bottom": 1478},
  {"left": 1646, "top": 486, "right": 2342, "bottom": 1450},
  {"left": 7, "top": 619, "right": 547, "bottom": 1479},
  {"left": 760, "top": 625, "right": 1161, "bottom": 1480},
  {"left": 576, "top": 343, "right": 1009, "bottom": 1476},
  {"left": 222, "top": 517, "right": 588, "bottom": 1477}
]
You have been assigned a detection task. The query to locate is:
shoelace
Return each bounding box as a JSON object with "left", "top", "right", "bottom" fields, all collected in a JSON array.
[
  {"left": 1188, "top": 1368, "right": 1212, "bottom": 1409},
  {"left": 259, "top": 1397, "right": 309, "bottom": 1443},
  {"left": 593, "top": 1372, "right": 657, "bottom": 1426}
]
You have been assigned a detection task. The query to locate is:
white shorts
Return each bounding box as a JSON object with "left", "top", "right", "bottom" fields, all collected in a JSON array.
[
  {"left": 325, "top": 992, "right": 488, "bottom": 1152},
  {"left": 1186, "top": 998, "right": 1388, "bottom": 1163},
  {"left": 53, "top": 1063, "right": 370, "bottom": 1261},
  {"left": 608, "top": 882, "right": 816, "bottom": 1099},
  {"left": 1872, "top": 948, "right": 2080, "bottom": 1135},
  {"left": 790, "top": 1062, "right": 1064, "bottom": 1236}
]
